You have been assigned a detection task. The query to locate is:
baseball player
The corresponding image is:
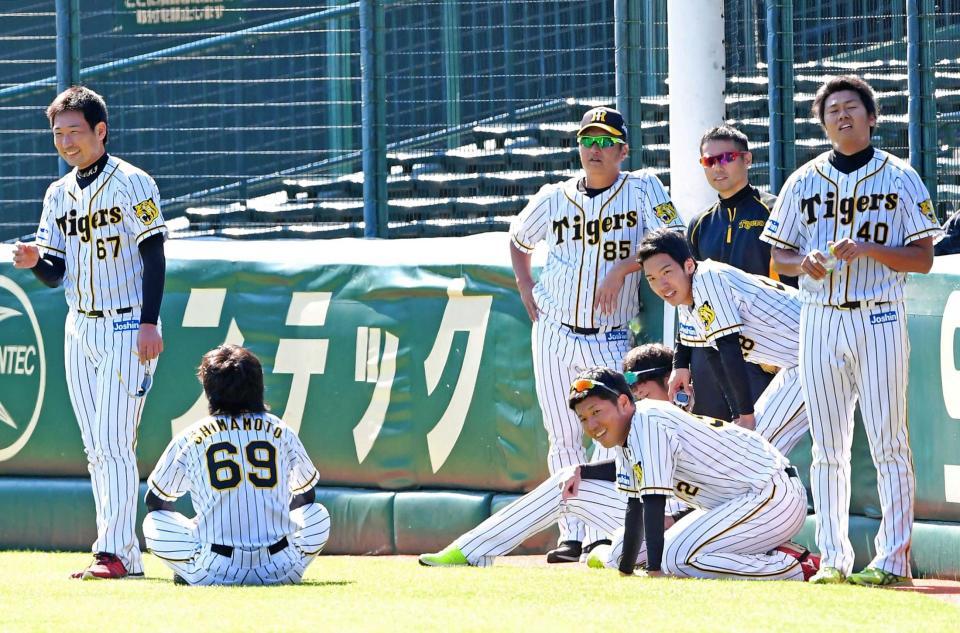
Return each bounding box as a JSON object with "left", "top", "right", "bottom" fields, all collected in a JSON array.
[
  {"left": 684, "top": 124, "right": 796, "bottom": 421},
  {"left": 143, "top": 345, "right": 330, "bottom": 586},
  {"left": 762, "top": 75, "right": 942, "bottom": 585},
  {"left": 420, "top": 346, "right": 819, "bottom": 577},
  {"left": 572, "top": 367, "right": 813, "bottom": 580},
  {"left": 417, "top": 344, "right": 674, "bottom": 569},
  {"left": 12, "top": 86, "right": 166, "bottom": 580},
  {"left": 637, "top": 228, "right": 808, "bottom": 456},
  {"left": 510, "top": 105, "right": 684, "bottom": 562}
]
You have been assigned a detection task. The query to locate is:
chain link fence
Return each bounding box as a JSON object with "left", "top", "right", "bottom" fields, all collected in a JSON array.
[{"left": 1, "top": 1, "right": 958, "bottom": 241}]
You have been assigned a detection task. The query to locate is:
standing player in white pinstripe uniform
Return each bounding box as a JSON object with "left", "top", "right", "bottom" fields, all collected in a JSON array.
[
  {"left": 763, "top": 75, "right": 942, "bottom": 586},
  {"left": 637, "top": 228, "right": 808, "bottom": 455},
  {"left": 573, "top": 368, "right": 812, "bottom": 580},
  {"left": 143, "top": 345, "right": 330, "bottom": 586},
  {"left": 12, "top": 86, "right": 167, "bottom": 580},
  {"left": 510, "top": 106, "right": 684, "bottom": 562}
]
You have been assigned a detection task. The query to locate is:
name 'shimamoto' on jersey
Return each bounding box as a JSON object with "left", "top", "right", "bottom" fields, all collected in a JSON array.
[
  {"left": 761, "top": 149, "right": 942, "bottom": 305},
  {"left": 35, "top": 155, "right": 168, "bottom": 313},
  {"left": 510, "top": 170, "right": 684, "bottom": 329},
  {"left": 677, "top": 259, "right": 800, "bottom": 369},
  {"left": 614, "top": 400, "right": 788, "bottom": 510},
  {"left": 147, "top": 412, "right": 320, "bottom": 549}
]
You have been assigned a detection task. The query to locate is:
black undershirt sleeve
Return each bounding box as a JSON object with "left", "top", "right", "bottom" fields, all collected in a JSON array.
[
  {"left": 138, "top": 234, "right": 166, "bottom": 325},
  {"left": 144, "top": 489, "right": 176, "bottom": 513},
  {"left": 673, "top": 340, "right": 691, "bottom": 370},
  {"left": 703, "top": 333, "right": 754, "bottom": 416},
  {"left": 290, "top": 486, "right": 317, "bottom": 511},
  {"left": 30, "top": 254, "right": 66, "bottom": 288},
  {"left": 619, "top": 497, "right": 645, "bottom": 575},
  {"left": 579, "top": 459, "right": 616, "bottom": 482},
  {"left": 641, "top": 494, "right": 667, "bottom": 572}
]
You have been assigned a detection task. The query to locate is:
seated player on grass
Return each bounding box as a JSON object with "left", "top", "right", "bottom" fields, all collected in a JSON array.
[
  {"left": 418, "top": 345, "right": 802, "bottom": 573},
  {"left": 571, "top": 367, "right": 818, "bottom": 579},
  {"left": 142, "top": 344, "right": 331, "bottom": 586}
]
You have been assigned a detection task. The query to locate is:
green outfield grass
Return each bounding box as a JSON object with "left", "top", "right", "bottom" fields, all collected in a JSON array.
[{"left": 5, "top": 552, "right": 956, "bottom": 632}]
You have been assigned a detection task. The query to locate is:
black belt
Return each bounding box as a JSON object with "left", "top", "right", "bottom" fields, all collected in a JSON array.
[
  {"left": 561, "top": 323, "right": 618, "bottom": 335},
  {"left": 784, "top": 466, "right": 799, "bottom": 478},
  {"left": 836, "top": 301, "right": 888, "bottom": 310},
  {"left": 79, "top": 307, "right": 132, "bottom": 318},
  {"left": 211, "top": 536, "right": 288, "bottom": 558}
]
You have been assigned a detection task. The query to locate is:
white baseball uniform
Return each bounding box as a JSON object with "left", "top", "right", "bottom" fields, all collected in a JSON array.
[
  {"left": 676, "top": 259, "right": 807, "bottom": 455},
  {"left": 762, "top": 148, "right": 942, "bottom": 576},
  {"left": 616, "top": 399, "right": 807, "bottom": 579},
  {"left": 510, "top": 169, "right": 684, "bottom": 543},
  {"left": 35, "top": 155, "right": 167, "bottom": 574},
  {"left": 143, "top": 411, "right": 330, "bottom": 585}
]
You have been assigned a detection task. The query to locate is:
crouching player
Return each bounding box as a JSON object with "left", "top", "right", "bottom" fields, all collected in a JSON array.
[
  {"left": 572, "top": 367, "right": 815, "bottom": 579},
  {"left": 142, "top": 344, "right": 330, "bottom": 585}
]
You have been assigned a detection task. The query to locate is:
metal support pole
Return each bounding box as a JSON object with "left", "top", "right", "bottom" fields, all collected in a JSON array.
[
  {"left": 615, "top": 0, "right": 644, "bottom": 171},
  {"left": 441, "top": 0, "right": 462, "bottom": 149},
  {"left": 328, "top": 0, "right": 355, "bottom": 174},
  {"left": 359, "top": 0, "right": 388, "bottom": 238},
  {"left": 907, "top": 0, "right": 938, "bottom": 207},
  {"left": 766, "top": 0, "right": 796, "bottom": 194},
  {"left": 55, "top": 0, "right": 81, "bottom": 176},
  {"left": 502, "top": 1, "right": 516, "bottom": 119}
]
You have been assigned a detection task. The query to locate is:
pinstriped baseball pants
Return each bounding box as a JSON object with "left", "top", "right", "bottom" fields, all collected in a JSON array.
[
  {"left": 531, "top": 318, "right": 628, "bottom": 544},
  {"left": 65, "top": 310, "right": 157, "bottom": 575},
  {"left": 800, "top": 302, "right": 913, "bottom": 577},
  {"left": 143, "top": 503, "right": 331, "bottom": 585},
  {"left": 453, "top": 467, "right": 648, "bottom": 567}
]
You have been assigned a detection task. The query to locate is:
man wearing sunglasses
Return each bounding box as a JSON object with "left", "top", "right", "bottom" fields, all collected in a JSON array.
[
  {"left": 509, "top": 105, "right": 684, "bottom": 564},
  {"left": 570, "top": 367, "right": 813, "bottom": 581},
  {"left": 682, "top": 125, "right": 795, "bottom": 424},
  {"left": 418, "top": 345, "right": 684, "bottom": 570}
]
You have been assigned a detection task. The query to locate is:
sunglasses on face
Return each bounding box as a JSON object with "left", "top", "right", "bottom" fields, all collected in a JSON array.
[
  {"left": 699, "top": 151, "right": 745, "bottom": 168},
  {"left": 578, "top": 135, "right": 625, "bottom": 149},
  {"left": 570, "top": 377, "right": 622, "bottom": 398}
]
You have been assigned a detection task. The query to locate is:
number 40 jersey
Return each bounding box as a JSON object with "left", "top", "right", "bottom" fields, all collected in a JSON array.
[{"left": 147, "top": 412, "right": 320, "bottom": 549}]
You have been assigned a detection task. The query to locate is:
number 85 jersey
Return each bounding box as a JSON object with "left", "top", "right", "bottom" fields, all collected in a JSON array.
[{"left": 147, "top": 412, "right": 320, "bottom": 549}]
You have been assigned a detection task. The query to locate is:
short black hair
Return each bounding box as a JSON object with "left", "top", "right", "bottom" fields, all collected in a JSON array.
[
  {"left": 636, "top": 227, "right": 694, "bottom": 268},
  {"left": 699, "top": 124, "right": 749, "bottom": 152},
  {"left": 567, "top": 366, "right": 633, "bottom": 411},
  {"left": 811, "top": 75, "right": 878, "bottom": 128},
  {"left": 46, "top": 85, "right": 109, "bottom": 144},
  {"left": 622, "top": 343, "right": 674, "bottom": 389},
  {"left": 198, "top": 344, "right": 266, "bottom": 416}
]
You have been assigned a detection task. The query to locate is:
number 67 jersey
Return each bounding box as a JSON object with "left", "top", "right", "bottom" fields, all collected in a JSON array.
[{"left": 147, "top": 412, "right": 321, "bottom": 549}]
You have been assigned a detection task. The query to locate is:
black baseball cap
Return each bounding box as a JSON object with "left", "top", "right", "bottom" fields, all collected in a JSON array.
[{"left": 577, "top": 106, "right": 628, "bottom": 142}]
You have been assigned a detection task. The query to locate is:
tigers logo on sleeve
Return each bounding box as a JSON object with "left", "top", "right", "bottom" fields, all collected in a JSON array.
[
  {"left": 698, "top": 302, "right": 716, "bottom": 330},
  {"left": 632, "top": 462, "right": 644, "bottom": 488},
  {"left": 134, "top": 198, "right": 160, "bottom": 225},
  {"left": 919, "top": 199, "right": 937, "bottom": 224},
  {"left": 654, "top": 202, "right": 678, "bottom": 224}
]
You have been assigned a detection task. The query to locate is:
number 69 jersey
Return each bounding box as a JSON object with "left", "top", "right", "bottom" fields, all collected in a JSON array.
[{"left": 147, "top": 412, "right": 321, "bottom": 549}]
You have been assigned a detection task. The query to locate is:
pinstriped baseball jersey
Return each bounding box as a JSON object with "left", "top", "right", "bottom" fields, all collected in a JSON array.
[
  {"left": 676, "top": 259, "right": 800, "bottom": 368},
  {"left": 147, "top": 412, "right": 320, "bottom": 549},
  {"left": 614, "top": 400, "right": 789, "bottom": 509},
  {"left": 510, "top": 170, "right": 684, "bottom": 328},
  {"left": 35, "top": 155, "right": 167, "bottom": 313},
  {"left": 761, "top": 149, "right": 942, "bottom": 304}
]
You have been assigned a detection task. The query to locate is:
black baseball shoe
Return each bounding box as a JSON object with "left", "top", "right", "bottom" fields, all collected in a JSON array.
[
  {"left": 172, "top": 574, "right": 189, "bottom": 586},
  {"left": 546, "top": 540, "right": 582, "bottom": 563}
]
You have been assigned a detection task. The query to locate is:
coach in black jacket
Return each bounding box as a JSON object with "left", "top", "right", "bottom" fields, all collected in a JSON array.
[{"left": 677, "top": 125, "right": 795, "bottom": 421}]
